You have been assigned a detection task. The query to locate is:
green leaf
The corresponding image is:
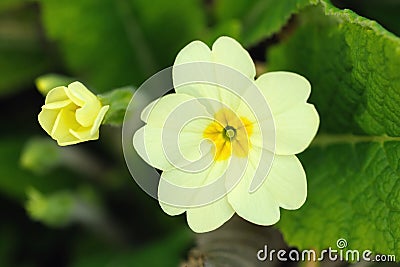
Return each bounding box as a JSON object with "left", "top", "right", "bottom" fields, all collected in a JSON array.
[
  {"left": 130, "top": 0, "right": 206, "bottom": 68},
  {"left": 267, "top": 1, "right": 400, "bottom": 258},
  {"left": 26, "top": 187, "right": 108, "bottom": 230},
  {"left": 214, "top": 0, "right": 318, "bottom": 46},
  {"left": 98, "top": 87, "right": 134, "bottom": 126},
  {"left": 0, "top": 3, "right": 53, "bottom": 95},
  {"left": 20, "top": 137, "right": 62, "bottom": 175},
  {"left": 280, "top": 139, "right": 400, "bottom": 257},
  {"left": 203, "top": 20, "right": 242, "bottom": 46},
  {"left": 26, "top": 188, "right": 75, "bottom": 227},
  {"left": 332, "top": 0, "right": 400, "bottom": 37},
  {"left": 38, "top": 0, "right": 206, "bottom": 91},
  {"left": 0, "top": 137, "right": 75, "bottom": 201}
]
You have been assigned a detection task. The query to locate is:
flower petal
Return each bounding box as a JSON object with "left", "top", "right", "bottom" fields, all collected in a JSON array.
[
  {"left": 159, "top": 159, "right": 228, "bottom": 189},
  {"left": 90, "top": 105, "right": 109, "bottom": 135},
  {"left": 57, "top": 135, "right": 84, "bottom": 146},
  {"left": 174, "top": 40, "right": 212, "bottom": 65},
  {"left": 69, "top": 127, "right": 99, "bottom": 141},
  {"left": 227, "top": 148, "right": 280, "bottom": 225},
  {"left": 140, "top": 99, "right": 157, "bottom": 123},
  {"left": 45, "top": 86, "right": 69, "bottom": 104},
  {"left": 173, "top": 37, "right": 253, "bottom": 114},
  {"left": 272, "top": 103, "right": 319, "bottom": 155},
  {"left": 212, "top": 36, "right": 256, "bottom": 80},
  {"left": 251, "top": 72, "right": 319, "bottom": 154},
  {"left": 65, "top": 82, "right": 103, "bottom": 127},
  {"left": 75, "top": 101, "right": 102, "bottom": 128},
  {"left": 50, "top": 109, "right": 80, "bottom": 146},
  {"left": 255, "top": 71, "right": 312, "bottom": 115},
  {"left": 186, "top": 196, "right": 235, "bottom": 233},
  {"left": 38, "top": 109, "right": 59, "bottom": 136},
  {"left": 133, "top": 126, "right": 174, "bottom": 171},
  {"left": 175, "top": 117, "right": 213, "bottom": 162},
  {"left": 159, "top": 201, "right": 185, "bottom": 216},
  {"left": 142, "top": 93, "right": 209, "bottom": 128},
  {"left": 265, "top": 154, "right": 307, "bottom": 210},
  {"left": 173, "top": 41, "right": 216, "bottom": 108},
  {"left": 175, "top": 84, "right": 244, "bottom": 116},
  {"left": 42, "top": 100, "right": 73, "bottom": 110},
  {"left": 134, "top": 94, "right": 212, "bottom": 170},
  {"left": 66, "top": 81, "right": 98, "bottom": 106},
  {"left": 134, "top": 118, "right": 214, "bottom": 171}
]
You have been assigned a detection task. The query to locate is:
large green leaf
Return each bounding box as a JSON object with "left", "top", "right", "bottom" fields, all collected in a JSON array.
[
  {"left": 0, "top": 3, "right": 53, "bottom": 96},
  {"left": 333, "top": 0, "right": 400, "bottom": 37},
  {"left": 268, "top": 1, "right": 400, "bottom": 257},
  {"left": 214, "top": 0, "right": 318, "bottom": 46},
  {"left": 38, "top": 0, "right": 206, "bottom": 91}
]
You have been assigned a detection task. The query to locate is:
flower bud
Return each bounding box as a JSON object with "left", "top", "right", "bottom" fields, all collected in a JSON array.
[{"left": 38, "top": 82, "right": 109, "bottom": 146}]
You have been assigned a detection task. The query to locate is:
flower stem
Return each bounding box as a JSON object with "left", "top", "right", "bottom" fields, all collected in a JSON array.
[{"left": 311, "top": 133, "right": 400, "bottom": 147}]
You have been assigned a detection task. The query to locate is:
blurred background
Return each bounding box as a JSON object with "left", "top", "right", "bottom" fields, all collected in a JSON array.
[{"left": 1, "top": 0, "right": 400, "bottom": 266}]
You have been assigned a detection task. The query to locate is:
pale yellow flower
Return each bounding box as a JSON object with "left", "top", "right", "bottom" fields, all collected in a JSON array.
[
  {"left": 133, "top": 36, "right": 319, "bottom": 233},
  {"left": 38, "top": 82, "right": 109, "bottom": 146}
]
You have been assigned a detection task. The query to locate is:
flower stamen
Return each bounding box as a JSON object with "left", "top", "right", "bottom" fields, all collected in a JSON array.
[
  {"left": 203, "top": 108, "right": 253, "bottom": 161},
  {"left": 223, "top": 126, "right": 236, "bottom": 140}
]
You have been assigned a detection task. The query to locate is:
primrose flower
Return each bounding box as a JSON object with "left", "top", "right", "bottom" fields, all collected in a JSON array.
[
  {"left": 38, "top": 82, "right": 109, "bottom": 146},
  {"left": 133, "top": 36, "right": 319, "bottom": 233}
]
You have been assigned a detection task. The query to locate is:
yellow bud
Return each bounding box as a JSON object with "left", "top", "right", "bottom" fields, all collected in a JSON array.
[{"left": 38, "top": 81, "right": 110, "bottom": 146}]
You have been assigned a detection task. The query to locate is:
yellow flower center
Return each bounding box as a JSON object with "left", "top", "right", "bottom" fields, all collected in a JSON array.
[{"left": 203, "top": 108, "right": 253, "bottom": 161}]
